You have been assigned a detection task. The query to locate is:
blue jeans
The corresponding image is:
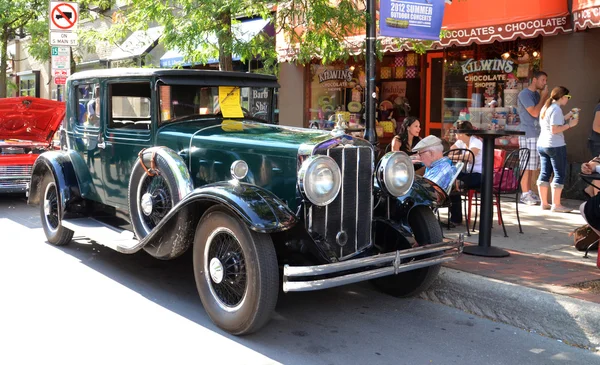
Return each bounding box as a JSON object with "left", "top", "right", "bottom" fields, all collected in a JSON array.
[{"left": 537, "top": 145, "right": 567, "bottom": 189}]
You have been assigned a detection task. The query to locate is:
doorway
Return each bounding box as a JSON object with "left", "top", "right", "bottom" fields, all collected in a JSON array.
[{"left": 425, "top": 52, "right": 444, "bottom": 137}]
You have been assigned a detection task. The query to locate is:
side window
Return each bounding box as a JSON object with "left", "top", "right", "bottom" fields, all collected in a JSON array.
[
  {"left": 109, "top": 83, "right": 152, "bottom": 130},
  {"left": 75, "top": 84, "right": 97, "bottom": 126}
]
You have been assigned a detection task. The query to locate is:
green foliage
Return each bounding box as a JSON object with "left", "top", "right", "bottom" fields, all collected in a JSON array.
[{"left": 0, "top": 0, "right": 48, "bottom": 97}]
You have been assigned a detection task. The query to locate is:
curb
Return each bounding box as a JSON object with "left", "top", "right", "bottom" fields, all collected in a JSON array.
[{"left": 420, "top": 267, "right": 600, "bottom": 350}]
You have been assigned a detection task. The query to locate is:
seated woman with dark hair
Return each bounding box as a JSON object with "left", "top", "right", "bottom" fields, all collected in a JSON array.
[{"left": 391, "top": 116, "right": 421, "bottom": 155}]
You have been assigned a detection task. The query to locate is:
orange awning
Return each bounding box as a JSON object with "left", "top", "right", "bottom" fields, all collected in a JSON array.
[
  {"left": 572, "top": 0, "right": 600, "bottom": 30},
  {"left": 440, "top": 0, "right": 571, "bottom": 47}
]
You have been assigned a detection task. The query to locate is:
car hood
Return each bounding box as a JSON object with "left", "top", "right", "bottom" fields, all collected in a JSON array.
[
  {"left": 159, "top": 119, "right": 338, "bottom": 157},
  {"left": 0, "top": 97, "right": 65, "bottom": 144}
]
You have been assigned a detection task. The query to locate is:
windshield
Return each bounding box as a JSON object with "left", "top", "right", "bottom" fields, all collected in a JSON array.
[{"left": 158, "top": 84, "right": 275, "bottom": 125}]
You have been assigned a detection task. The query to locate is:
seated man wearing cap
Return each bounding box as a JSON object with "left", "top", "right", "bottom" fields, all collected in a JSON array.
[{"left": 412, "top": 135, "right": 457, "bottom": 193}]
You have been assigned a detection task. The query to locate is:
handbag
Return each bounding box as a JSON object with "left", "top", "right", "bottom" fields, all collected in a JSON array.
[
  {"left": 493, "top": 167, "right": 518, "bottom": 191},
  {"left": 569, "top": 224, "right": 599, "bottom": 252}
]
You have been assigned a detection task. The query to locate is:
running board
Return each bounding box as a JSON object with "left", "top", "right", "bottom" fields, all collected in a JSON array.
[{"left": 62, "top": 218, "right": 140, "bottom": 253}]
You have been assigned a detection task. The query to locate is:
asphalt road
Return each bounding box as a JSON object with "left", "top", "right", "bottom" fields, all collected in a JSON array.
[{"left": 1, "top": 195, "right": 599, "bottom": 365}]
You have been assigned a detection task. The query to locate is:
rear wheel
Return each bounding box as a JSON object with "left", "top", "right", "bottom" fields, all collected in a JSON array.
[
  {"left": 40, "top": 174, "right": 73, "bottom": 246},
  {"left": 193, "top": 207, "right": 279, "bottom": 335},
  {"left": 371, "top": 205, "right": 442, "bottom": 297}
]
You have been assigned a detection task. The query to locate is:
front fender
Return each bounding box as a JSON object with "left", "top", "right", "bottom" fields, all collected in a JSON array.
[
  {"left": 169, "top": 181, "right": 298, "bottom": 233},
  {"left": 28, "top": 151, "right": 81, "bottom": 217}
]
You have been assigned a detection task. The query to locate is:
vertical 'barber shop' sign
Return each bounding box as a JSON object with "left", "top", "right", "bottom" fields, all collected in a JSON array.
[{"left": 380, "top": 0, "right": 446, "bottom": 41}]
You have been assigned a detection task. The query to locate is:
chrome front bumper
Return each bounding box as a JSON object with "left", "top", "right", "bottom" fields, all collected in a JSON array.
[{"left": 283, "top": 235, "right": 464, "bottom": 292}]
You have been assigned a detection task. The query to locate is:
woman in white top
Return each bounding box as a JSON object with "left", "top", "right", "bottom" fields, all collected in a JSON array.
[
  {"left": 447, "top": 120, "right": 483, "bottom": 223},
  {"left": 537, "top": 86, "right": 579, "bottom": 212}
]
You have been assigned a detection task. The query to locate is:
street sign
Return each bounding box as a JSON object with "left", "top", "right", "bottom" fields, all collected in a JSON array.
[
  {"left": 52, "top": 69, "right": 70, "bottom": 78},
  {"left": 50, "top": 31, "right": 78, "bottom": 46},
  {"left": 51, "top": 46, "right": 70, "bottom": 69},
  {"left": 54, "top": 77, "right": 67, "bottom": 85},
  {"left": 50, "top": 2, "right": 79, "bottom": 32}
]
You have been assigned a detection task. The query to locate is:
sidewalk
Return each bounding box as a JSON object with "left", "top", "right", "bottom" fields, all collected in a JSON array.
[{"left": 423, "top": 199, "right": 600, "bottom": 350}]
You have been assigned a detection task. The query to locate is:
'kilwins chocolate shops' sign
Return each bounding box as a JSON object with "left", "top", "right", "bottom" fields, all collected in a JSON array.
[{"left": 461, "top": 59, "right": 515, "bottom": 75}]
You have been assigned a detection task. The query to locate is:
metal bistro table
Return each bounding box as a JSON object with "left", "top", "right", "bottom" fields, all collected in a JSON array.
[{"left": 456, "top": 129, "right": 526, "bottom": 257}]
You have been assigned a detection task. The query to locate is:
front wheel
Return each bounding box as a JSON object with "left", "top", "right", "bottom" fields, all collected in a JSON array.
[
  {"left": 371, "top": 205, "right": 442, "bottom": 297},
  {"left": 40, "top": 174, "right": 73, "bottom": 246},
  {"left": 193, "top": 207, "right": 279, "bottom": 335}
]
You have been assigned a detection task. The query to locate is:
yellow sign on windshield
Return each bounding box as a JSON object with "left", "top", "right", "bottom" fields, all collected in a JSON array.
[{"left": 218, "top": 86, "right": 244, "bottom": 118}]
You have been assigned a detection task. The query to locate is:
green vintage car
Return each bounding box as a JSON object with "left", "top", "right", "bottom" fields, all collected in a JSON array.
[{"left": 28, "top": 68, "right": 462, "bottom": 335}]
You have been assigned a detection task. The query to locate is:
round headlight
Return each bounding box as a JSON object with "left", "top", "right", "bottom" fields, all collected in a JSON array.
[
  {"left": 299, "top": 156, "right": 341, "bottom": 206},
  {"left": 377, "top": 152, "right": 414, "bottom": 197}
]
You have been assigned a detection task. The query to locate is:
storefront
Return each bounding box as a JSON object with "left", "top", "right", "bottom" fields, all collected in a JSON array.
[
  {"left": 430, "top": 0, "right": 571, "bottom": 149},
  {"left": 307, "top": 50, "right": 423, "bottom": 143},
  {"left": 277, "top": 0, "right": 573, "bottom": 149}
]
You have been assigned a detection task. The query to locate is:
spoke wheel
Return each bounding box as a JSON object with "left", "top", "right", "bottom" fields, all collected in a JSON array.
[
  {"left": 193, "top": 207, "right": 278, "bottom": 335},
  {"left": 138, "top": 173, "right": 173, "bottom": 235},
  {"left": 205, "top": 228, "right": 247, "bottom": 309},
  {"left": 39, "top": 174, "right": 73, "bottom": 246},
  {"left": 43, "top": 181, "right": 60, "bottom": 234},
  {"left": 128, "top": 150, "right": 196, "bottom": 260}
]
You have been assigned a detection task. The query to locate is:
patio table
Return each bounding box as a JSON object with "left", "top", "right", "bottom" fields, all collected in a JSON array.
[{"left": 456, "top": 129, "right": 525, "bottom": 257}]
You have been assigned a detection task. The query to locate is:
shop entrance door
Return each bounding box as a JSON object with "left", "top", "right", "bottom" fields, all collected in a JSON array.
[{"left": 425, "top": 52, "right": 444, "bottom": 137}]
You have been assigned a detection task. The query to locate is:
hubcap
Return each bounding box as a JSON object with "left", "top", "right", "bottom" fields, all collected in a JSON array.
[
  {"left": 137, "top": 173, "right": 172, "bottom": 235},
  {"left": 209, "top": 257, "right": 225, "bottom": 284},
  {"left": 205, "top": 228, "right": 247, "bottom": 310},
  {"left": 141, "top": 193, "right": 153, "bottom": 216}
]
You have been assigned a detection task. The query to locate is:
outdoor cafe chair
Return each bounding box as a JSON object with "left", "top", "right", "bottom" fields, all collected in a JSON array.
[
  {"left": 442, "top": 148, "right": 475, "bottom": 233},
  {"left": 490, "top": 147, "right": 530, "bottom": 237}
]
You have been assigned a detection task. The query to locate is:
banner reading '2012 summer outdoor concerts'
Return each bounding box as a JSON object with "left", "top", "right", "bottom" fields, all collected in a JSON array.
[{"left": 379, "top": 0, "right": 446, "bottom": 40}]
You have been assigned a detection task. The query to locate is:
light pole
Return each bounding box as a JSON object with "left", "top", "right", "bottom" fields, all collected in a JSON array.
[{"left": 363, "top": 0, "right": 379, "bottom": 147}]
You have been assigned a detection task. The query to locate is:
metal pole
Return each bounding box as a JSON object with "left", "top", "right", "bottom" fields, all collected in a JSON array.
[{"left": 363, "top": 0, "right": 378, "bottom": 147}]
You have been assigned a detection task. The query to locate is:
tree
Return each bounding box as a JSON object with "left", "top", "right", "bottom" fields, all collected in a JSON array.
[
  {"left": 93, "top": 0, "right": 441, "bottom": 73},
  {"left": 0, "top": 0, "right": 47, "bottom": 98},
  {"left": 87, "top": 0, "right": 275, "bottom": 72}
]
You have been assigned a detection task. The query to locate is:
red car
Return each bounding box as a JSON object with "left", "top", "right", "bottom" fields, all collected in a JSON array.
[{"left": 0, "top": 97, "right": 65, "bottom": 194}]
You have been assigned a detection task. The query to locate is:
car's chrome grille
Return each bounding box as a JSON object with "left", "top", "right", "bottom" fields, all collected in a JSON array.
[
  {"left": 0, "top": 165, "right": 32, "bottom": 179},
  {"left": 307, "top": 145, "right": 373, "bottom": 260},
  {"left": 0, "top": 179, "right": 29, "bottom": 187}
]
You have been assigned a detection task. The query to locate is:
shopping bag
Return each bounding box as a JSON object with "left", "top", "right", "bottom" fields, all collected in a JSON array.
[
  {"left": 494, "top": 149, "right": 506, "bottom": 169},
  {"left": 493, "top": 167, "right": 518, "bottom": 191}
]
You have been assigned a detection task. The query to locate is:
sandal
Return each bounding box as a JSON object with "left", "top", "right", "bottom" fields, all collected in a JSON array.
[{"left": 541, "top": 204, "right": 551, "bottom": 210}]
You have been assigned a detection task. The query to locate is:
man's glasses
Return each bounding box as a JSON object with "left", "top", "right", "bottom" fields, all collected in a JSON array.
[{"left": 418, "top": 150, "right": 431, "bottom": 157}]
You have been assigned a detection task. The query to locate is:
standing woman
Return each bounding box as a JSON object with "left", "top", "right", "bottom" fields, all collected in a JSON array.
[
  {"left": 391, "top": 116, "right": 421, "bottom": 155},
  {"left": 537, "top": 86, "right": 579, "bottom": 212}
]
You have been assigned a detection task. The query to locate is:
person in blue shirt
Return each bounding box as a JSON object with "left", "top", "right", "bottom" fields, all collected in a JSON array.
[
  {"left": 517, "top": 70, "right": 549, "bottom": 205},
  {"left": 412, "top": 135, "right": 456, "bottom": 193}
]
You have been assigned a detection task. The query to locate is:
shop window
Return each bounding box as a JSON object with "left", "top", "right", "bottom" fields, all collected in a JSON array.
[
  {"left": 309, "top": 64, "right": 364, "bottom": 130},
  {"left": 18, "top": 71, "right": 40, "bottom": 97},
  {"left": 441, "top": 39, "right": 542, "bottom": 148},
  {"left": 377, "top": 53, "right": 422, "bottom": 137}
]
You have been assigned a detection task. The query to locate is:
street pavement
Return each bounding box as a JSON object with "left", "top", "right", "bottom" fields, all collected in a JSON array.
[
  {"left": 436, "top": 198, "right": 600, "bottom": 350},
  {"left": 1, "top": 194, "right": 599, "bottom": 364}
]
